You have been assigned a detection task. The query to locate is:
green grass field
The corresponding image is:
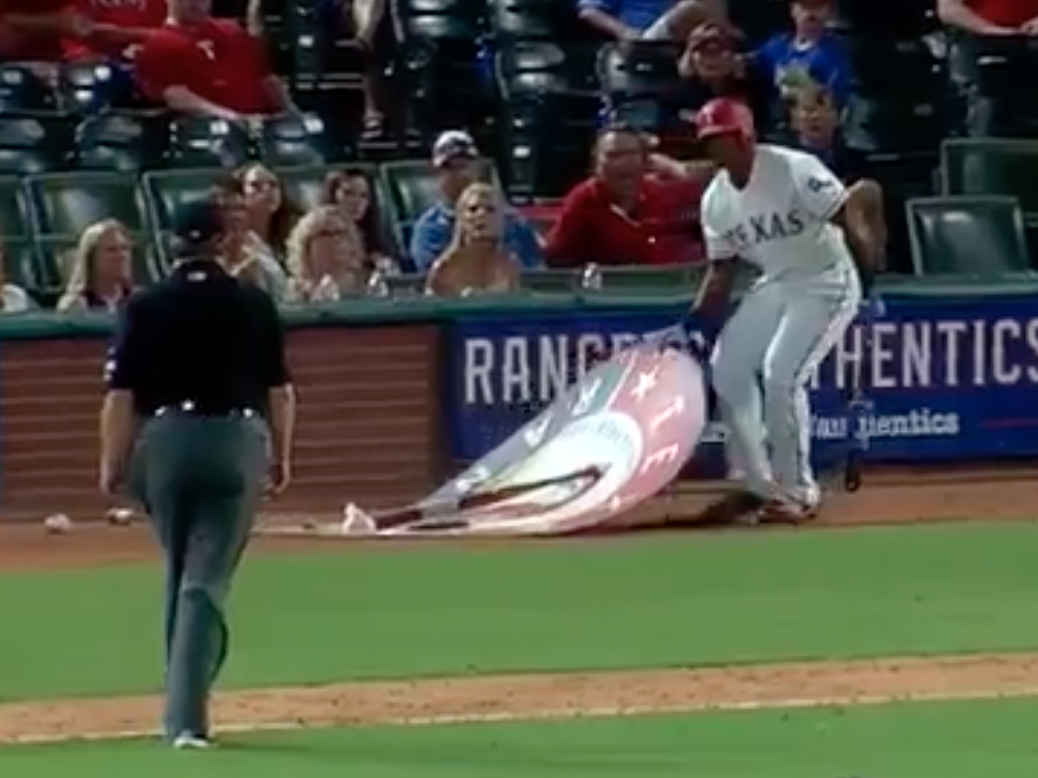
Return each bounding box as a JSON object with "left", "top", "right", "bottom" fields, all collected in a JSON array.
[{"left": 2, "top": 521, "right": 1038, "bottom": 776}]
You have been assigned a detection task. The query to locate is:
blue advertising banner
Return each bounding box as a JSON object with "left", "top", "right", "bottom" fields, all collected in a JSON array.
[{"left": 446, "top": 296, "right": 1038, "bottom": 470}]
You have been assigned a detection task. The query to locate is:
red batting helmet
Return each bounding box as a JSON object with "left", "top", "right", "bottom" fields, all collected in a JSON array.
[{"left": 693, "top": 97, "right": 756, "bottom": 143}]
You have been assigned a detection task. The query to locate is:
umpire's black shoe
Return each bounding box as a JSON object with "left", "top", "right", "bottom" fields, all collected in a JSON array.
[{"left": 695, "top": 490, "right": 766, "bottom": 526}]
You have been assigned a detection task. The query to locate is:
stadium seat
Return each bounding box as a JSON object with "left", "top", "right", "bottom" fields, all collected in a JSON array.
[
  {"left": 940, "top": 139, "right": 1038, "bottom": 226},
  {"left": 0, "top": 64, "right": 58, "bottom": 113},
  {"left": 35, "top": 232, "right": 166, "bottom": 290},
  {"left": 831, "top": 0, "right": 936, "bottom": 37},
  {"left": 0, "top": 115, "right": 71, "bottom": 175},
  {"left": 166, "top": 117, "right": 253, "bottom": 169},
  {"left": 905, "top": 196, "right": 1031, "bottom": 276},
  {"left": 0, "top": 176, "right": 31, "bottom": 238},
  {"left": 394, "top": 0, "right": 490, "bottom": 134},
  {"left": 25, "top": 172, "right": 147, "bottom": 239},
  {"left": 379, "top": 158, "right": 502, "bottom": 230},
  {"left": 57, "top": 62, "right": 120, "bottom": 114},
  {"left": 142, "top": 168, "right": 227, "bottom": 232},
  {"left": 257, "top": 114, "right": 330, "bottom": 168},
  {"left": 0, "top": 237, "right": 47, "bottom": 298},
  {"left": 725, "top": 0, "right": 789, "bottom": 47},
  {"left": 74, "top": 111, "right": 168, "bottom": 172}
]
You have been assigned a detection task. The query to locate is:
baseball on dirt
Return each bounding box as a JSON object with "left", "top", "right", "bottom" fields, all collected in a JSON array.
[
  {"left": 107, "top": 507, "right": 135, "bottom": 526},
  {"left": 44, "top": 513, "right": 73, "bottom": 534}
]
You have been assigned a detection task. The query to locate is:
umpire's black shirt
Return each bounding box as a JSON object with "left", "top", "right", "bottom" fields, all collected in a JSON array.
[{"left": 106, "top": 259, "right": 290, "bottom": 416}]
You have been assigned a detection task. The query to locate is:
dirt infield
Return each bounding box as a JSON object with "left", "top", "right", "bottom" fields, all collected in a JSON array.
[{"left": 0, "top": 469, "right": 1036, "bottom": 746}]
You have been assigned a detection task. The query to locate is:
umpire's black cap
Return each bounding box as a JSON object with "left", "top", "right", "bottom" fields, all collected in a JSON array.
[{"left": 170, "top": 197, "right": 225, "bottom": 259}]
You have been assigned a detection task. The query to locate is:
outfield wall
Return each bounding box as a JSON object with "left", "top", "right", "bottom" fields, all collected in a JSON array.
[{"left": 1, "top": 276, "right": 1037, "bottom": 519}]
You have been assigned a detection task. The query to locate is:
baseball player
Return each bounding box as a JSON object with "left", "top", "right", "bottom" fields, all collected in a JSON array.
[{"left": 686, "top": 97, "right": 880, "bottom": 523}]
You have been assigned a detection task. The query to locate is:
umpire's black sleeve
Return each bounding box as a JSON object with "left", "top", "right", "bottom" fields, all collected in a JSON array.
[
  {"left": 255, "top": 289, "right": 291, "bottom": 388},
  {"left": 105, "top": 293, "right": 149, "bottom": 391}
]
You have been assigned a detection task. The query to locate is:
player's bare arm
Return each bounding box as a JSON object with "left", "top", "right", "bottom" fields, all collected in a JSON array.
[
  {"left": 691, "top": 259, "right": 738, "bottom": 319},
  {"left": 829, "top": 203, "right": 878, "bottom": 290}
]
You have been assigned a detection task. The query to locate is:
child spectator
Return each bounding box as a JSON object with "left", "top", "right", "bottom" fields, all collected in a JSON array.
[
  {"left": 285, "top": 205, "right": 369, "bottom": 302},
  {"left": 678, "top": 23, "right": 771, "bottom": 127},
  {"left": 321, "top": 168, "right": 399, "bottom": 273},
  {"left": 57, "top": 219, "right": 135, "bottom": 312},
  {"left": 134, "top": 0, "right": 298, "bottom": 120},
  {"left": 213, "top": 177, "right": 290, "bottom": 300},
  {"left": 787, "top": 83, "right": 887, "bottom": 266},
  {"left": 426, "top": 183, "right": 522, "bottom": 297},
  {"left": 235, "top": 162, "right": 300, "bottom": 264},
  {"left": 410, "top": 131, "right": 543, "bottom": 273},
  {"left": 545, "top": 125, "right": 707, "bottom": 268},
  {"left": 755, "top": 0, "right": 851, "bottom": 111}
]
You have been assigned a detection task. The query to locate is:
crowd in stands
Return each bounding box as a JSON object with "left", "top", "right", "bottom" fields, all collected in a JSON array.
[{"left": 0, "top": 0, "right": 1036, "bottom": 312}]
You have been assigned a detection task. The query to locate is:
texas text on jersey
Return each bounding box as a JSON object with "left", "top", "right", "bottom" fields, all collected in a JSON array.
[{"left": 700, "top": 143, "right": 855, "bottom": 284}]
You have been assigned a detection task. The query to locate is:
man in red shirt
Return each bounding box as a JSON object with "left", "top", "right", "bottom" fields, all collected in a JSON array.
[
  {"left": 63, "top": 0, "right": 168, "bottom": 60},
  {"left": 545, "top": 125, "right": 709, "bottom": 268},
  {"left": 938, "top": 0, "right": 1038, "bottom": 34},
  {"left": 134, "top": 0, "right": 296, "bottom": 120},
  {"left": 0, "top": 0, "right": 93, "bottom": 61}
]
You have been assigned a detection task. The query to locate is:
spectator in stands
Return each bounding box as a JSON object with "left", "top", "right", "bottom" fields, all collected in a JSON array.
[
  {"left": 134, "top": 0, "right": 299, "bottom": 121},
  {"left": 57, "top": 219, "right": 135, "bottom": 312},
  {"left": 235, "top": 163, "right": 300, "bottom": 263},
  {"left": 545, "top": 124, "right": 707, "bottom": 268},
  {"left": 63, "top": 0, "right": 166, "bottom": 61},
  {"left": 426, "top": 183, "right": 522, "bottom": 297},
  {"left": 788, "top": 83, "right": 888, "bottom": 265},
  {"left": 677, "top": 23, "right": 771, "bottom": 127},
  {"left": 754, "top": 0, "right": 851, "bottom": 110},
  {"left": 410, "top": 130, "right": 543, "bottom": 273},
  {"left": 0, "top": 247, "right": 33, "bottom": 313},
  {"left": 321, "top": 168, "right": 399, "bottom": 274},
  {"left": 285, "top": 205, "right": 369, "bottom": 302},
  {"left": 213, "top": 177, "right": 290, "bottom": 300},
  {"left": 937, "top": 0, "right": 1038, "bottom": 34},
  {"left": 0, "top": 0, "right": 93, "bottom": 62},
  {"left": 577, "top": 0, "right": 725, "bottom": 43}
]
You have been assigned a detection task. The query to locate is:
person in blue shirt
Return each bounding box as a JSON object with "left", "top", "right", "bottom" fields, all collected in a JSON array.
[
  {"left": 755, "top": 0, "right": 852, "bottom": 111},
  {"left": 577, "top": 0, "right": 724, "bottom": 42},
  {"left": 409, "top": 131, "right": 543, "bottom": 273}
]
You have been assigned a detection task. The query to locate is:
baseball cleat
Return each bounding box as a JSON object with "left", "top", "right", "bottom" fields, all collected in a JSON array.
[
  {"left": 754, "top": 497, "right": 820, "bottom": 525},
  {"left": 695, "top": 490, "right": 767, "bottom": 526},
  {"left": 341, "top": 503, "right": 378, "bottom": 535},
  {"left": 172, "top": 731, "right": 213, "bottom": 750}
]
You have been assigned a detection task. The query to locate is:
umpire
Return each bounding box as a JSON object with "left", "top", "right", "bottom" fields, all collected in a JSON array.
[{"left": 98, "top": 196, "right": 295, "bottom": 749}]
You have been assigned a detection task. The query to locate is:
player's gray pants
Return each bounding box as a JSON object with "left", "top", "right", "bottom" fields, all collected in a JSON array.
[
  {"left": 710, "top": 273, "right": 860, "bottom": 504},
  {"left": 129, "top": 413, "right": 269, "bottom": 740}
]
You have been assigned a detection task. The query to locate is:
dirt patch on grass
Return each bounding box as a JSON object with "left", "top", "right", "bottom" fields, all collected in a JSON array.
[{"left": 0, "top": 653, "right": 1036, "bottom": 744}]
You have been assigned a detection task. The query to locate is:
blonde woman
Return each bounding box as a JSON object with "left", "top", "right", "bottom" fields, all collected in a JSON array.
[
  {"left": 426, "top": 183, "right": 521, "bottom": 297},
  {"left": 284, "top": 205, "right": 368, "bottom": 303},
  {"left": 57, "top": 219, "right": 135, "bottom": 313},
  {"left": 0, "top": 244, "right": 32, "bottom": 313}
]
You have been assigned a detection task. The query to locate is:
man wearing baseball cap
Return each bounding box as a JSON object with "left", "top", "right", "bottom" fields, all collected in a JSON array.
[
  {"left": 101, "top": 196, "right": 293, "bottom": 748},
  {"left": 409, "top": 129, "right": 543, "bottom": 272}
]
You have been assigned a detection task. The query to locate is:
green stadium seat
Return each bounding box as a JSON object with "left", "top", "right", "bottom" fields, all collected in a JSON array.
[
  {"left": 141, "top": 167, "right": 227, "bottom": 232},
  {"left": 941, "top": 139, "right": 1038, "bottom": 224},
  {"left": 378, "top": 158, "right": 503, "bottom": 256},
  {"left": 24, "top": 172, "right": 146, "bottom": 239},
  {"left": 0, "top": 176, "right": 30, "bottom": 238},
  {"left": 0, "top": 237, "right": 48, "bottom": 295},
  {"left": 35, "top": 231, "right": 167, "bottom": 297},
  {"left": 905, "top": 196, "right": 1033, "bottom": 276},
  {"left": 277, "top": 165, "right": 342, "bottom": 212}
]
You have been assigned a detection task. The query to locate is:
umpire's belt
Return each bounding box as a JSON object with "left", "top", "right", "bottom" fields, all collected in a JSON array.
[{"left": 155, "top": 401, "right": 257, "bottom": 419}]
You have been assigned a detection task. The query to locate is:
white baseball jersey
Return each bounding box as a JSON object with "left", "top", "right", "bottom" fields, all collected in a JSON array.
[{"left": 700, "top": 144, "right": 856, "bottom": 285}]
